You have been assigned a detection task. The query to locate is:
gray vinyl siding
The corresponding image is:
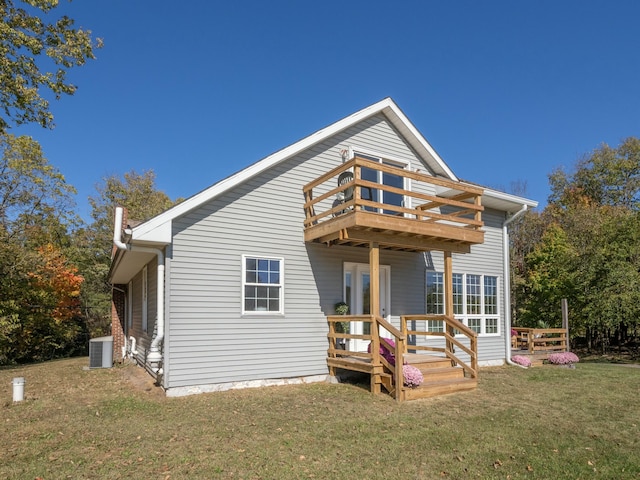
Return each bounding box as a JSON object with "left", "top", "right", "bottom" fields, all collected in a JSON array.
[
  {"left": 165, "top": 114, "right": 433, "bottom": 389},
  {"left": 162, "top": 113, "right": 511, "bottom": 389},
  {"left": 425, "top": 208, "right": 508, "bottom": 363}
]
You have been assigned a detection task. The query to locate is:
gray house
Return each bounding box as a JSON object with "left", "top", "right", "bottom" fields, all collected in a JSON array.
[{"left": 109, "top": 98, "right": 537, "bottom": 400}]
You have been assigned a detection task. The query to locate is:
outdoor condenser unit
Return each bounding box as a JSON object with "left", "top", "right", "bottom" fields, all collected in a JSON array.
[{"left": 89, "top": 335, "right": 113, "bottom": 368}]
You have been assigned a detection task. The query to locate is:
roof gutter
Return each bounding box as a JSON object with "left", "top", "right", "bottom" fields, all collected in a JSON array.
[
  {"left": 113, "top": 207, "right": 165, "bottom": 374},
  {"left": 502, "top": 205, "right": 529, "bottom": 368}
]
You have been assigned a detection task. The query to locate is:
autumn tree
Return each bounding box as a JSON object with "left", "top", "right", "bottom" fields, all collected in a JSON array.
[
  {"left": 7, "top": 243, "right": 86, "bottom": 363},
  {"left": 517, "top": 223, "right": 576, "bottom": 328},
  {"left": 548, "top": 137, "right": 640, "bottom": 211},
  {"left": 1, "top": 0, "right": 101, "bottom": 131},
  {"left": 0, "top": 133, "right": 83, "bottom": 363},
  {"left": 515, "top": 137, "right": 640, "bottom": 353}
]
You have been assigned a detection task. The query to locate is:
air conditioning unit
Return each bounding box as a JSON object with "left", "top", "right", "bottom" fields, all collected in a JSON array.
[{"left": 89, "top": 335, "right": 113, "bottom": 368}]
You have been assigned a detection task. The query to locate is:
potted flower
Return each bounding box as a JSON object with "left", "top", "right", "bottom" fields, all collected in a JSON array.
[{"left": 334, "top": 302, "right": 350, "bottom": 349}]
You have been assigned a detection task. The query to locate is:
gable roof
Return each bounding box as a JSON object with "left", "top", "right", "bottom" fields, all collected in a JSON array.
[
  {"left": 130, "top": 97, "right": 459, "bottom": 244},
  {"left": 126, "top": 97, "right": 537, "bottom": 246}
]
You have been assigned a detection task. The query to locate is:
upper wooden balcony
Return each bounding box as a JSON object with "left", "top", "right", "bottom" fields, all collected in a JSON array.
[{"left": 302, "top": 156, "right": 485, "bottom": 253}]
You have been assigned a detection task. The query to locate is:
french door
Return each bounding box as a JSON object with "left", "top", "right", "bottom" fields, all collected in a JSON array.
[{"left": 343, "top": 262, "right": 390, "bottom": 352}]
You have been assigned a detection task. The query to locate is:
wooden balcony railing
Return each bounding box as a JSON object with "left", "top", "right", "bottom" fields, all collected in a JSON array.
[
  {"left": 303, "top": 156, "right": 484, "bottom": 252},
  {"left": 401, "top": 314, "right": 478, "bottom": 379}
]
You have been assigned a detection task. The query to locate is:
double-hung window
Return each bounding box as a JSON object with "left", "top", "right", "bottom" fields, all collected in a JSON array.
[
  {"left": 425, "top": 271, "right": 500, "bottom": 336},
  {"left": 242, "top": 256, "right": 284, "bottom": 314}
]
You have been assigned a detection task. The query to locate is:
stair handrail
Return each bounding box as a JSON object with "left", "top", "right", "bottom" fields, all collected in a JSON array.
[
  {"left": 401, "top": 314, "right": 478, "bottom": 379},
  {"left": 374, "top": 315, "right": 406, "bottom": 401}
]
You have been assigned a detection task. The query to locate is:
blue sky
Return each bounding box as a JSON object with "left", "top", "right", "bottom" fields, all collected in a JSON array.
[{"left": 13, "top": 0, "right": 640, "bottom": 221}]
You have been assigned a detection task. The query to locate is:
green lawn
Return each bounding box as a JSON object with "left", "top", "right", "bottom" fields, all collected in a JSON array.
[{"left": 1, "top": 358, "right": 639, "bottom": 479}]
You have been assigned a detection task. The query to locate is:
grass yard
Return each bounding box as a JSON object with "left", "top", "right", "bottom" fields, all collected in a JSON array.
[{"left": 1, "top": 358, "right": 639, "bottom": 479}]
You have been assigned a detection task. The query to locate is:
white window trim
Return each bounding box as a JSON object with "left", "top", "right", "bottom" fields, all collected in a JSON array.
[
  {"left": 347, "top": 146, "right": 412, "bottom": 211},
  {"left": 346, "top": 145, "right": 412, "bottom": 170},
  {"left": 241, "top": 255, "right": 285, "bottom": 315},
  {"left": 426, "top": 271, "right": 501, "bottom": 337}
]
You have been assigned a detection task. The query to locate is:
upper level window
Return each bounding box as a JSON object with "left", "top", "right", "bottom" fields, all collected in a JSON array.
[
  {"left": 352, "top": 150, "right": 407, "bottom": 214},
  {"left": 242, "top": 256, "right": 284, "bottom": 314}
]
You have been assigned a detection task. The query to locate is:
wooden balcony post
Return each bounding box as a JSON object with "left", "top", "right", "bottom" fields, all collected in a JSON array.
[
  {"left": 354, "top": 162, "right": 362, "bottom": 208},
  {"left": 370, "top": 241, "right": 380, "bottom": 319},
  {"left": 370, "top": 241, "right": 381, "bottom": 394},
  {"left": 444, "top": 251, "right": 455, "bottom": 364}
]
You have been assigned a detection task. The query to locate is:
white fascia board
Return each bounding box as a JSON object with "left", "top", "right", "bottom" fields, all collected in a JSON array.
[
  {"left": 381, "top": 102, "right": 458, "bottom": 181},
  {"left": 482, "top": 188, "right": 538, "bottom": 213},
  {"left": 133, "top": 218, "right": 172, "bottom": 244},
  {"left": 132, "top": 98, "right": 424, "bottom": 238}
]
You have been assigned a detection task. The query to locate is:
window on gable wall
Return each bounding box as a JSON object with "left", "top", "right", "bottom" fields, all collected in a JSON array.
[
  {"left": 352, "top": 150, "right": 407, "bottom": 214},
  {"left": 242, "top": 256, "right": 284, "bottom": 314},
  {"left": 425, "top": 271, "right": 500, "bottom": 336}
]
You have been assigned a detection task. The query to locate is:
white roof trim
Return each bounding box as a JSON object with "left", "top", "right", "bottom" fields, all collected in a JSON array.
[
  {"left": 133, "top": 97, "right": 458, "bottom": 242},
  {"left": 481, "top": 187, "right": 539, "bottom": 213}
]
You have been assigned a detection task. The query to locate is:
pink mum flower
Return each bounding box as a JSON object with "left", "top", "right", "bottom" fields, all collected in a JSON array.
[
  {"left": 403, "top": 364, "right": 424, "bottom": 387},
  {"left": 511, "top": 355, "right": 532, "bottom": 367},
  {"left": 547, "top": 352, "right": 579, "bottom": 365}
]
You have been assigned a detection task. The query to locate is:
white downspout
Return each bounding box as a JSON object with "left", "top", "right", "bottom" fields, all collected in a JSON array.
[
  {"left": 503, "top": 205, "right": 529, "bottom": 367},
  {"left": 128, "top": 336, "right": 138, "bottom": 356},
  {"left": 113, "top": 207, "right": 165, "bottom": 374}
]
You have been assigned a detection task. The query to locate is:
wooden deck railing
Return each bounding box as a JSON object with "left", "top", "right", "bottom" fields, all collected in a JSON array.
[
  {"left": 303, "top": 156, "right": 484, "bottom": 235},
  {"left": 512, "top": 327, "right": 568, "bottom": 353},
  {"left": 401, "top": 314, "right": 478, "bottom": 379},
  {"left": 326, "top": 314, "right": 406, "bottom": 400}
]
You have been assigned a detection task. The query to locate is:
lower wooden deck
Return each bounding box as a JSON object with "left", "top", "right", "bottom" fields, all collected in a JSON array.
[{"left": 329, "top": 353, "right": 477, "bottom": 401}]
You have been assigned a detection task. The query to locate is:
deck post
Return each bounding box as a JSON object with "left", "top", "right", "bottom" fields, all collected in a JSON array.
[
  {"left": 370, "top": 241, "right": 381, "bottom": 394},
  {"left": 562, "top": 298, "right": 570, "bottom": 351},
  {"left": 444, "top": 251, "right": 455, "bottom": 365}
]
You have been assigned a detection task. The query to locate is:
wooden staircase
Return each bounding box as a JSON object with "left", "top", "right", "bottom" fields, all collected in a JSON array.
[
  {"left": 327, "top": 314, "right": 479, "bottom": 402},
  {"left": 401, "top": 354, "right": 477, "bottom": 401}
]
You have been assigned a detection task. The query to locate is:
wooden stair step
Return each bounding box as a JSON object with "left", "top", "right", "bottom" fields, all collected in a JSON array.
[
  {"left": 404, "top": 353, "right": 451, "bottom": 369},
  {"left": 419, "top": 366, "right": 465, "bottom": 381},
  {"left": 403, "top": 377, "right": 477, "bottom": 401}
]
